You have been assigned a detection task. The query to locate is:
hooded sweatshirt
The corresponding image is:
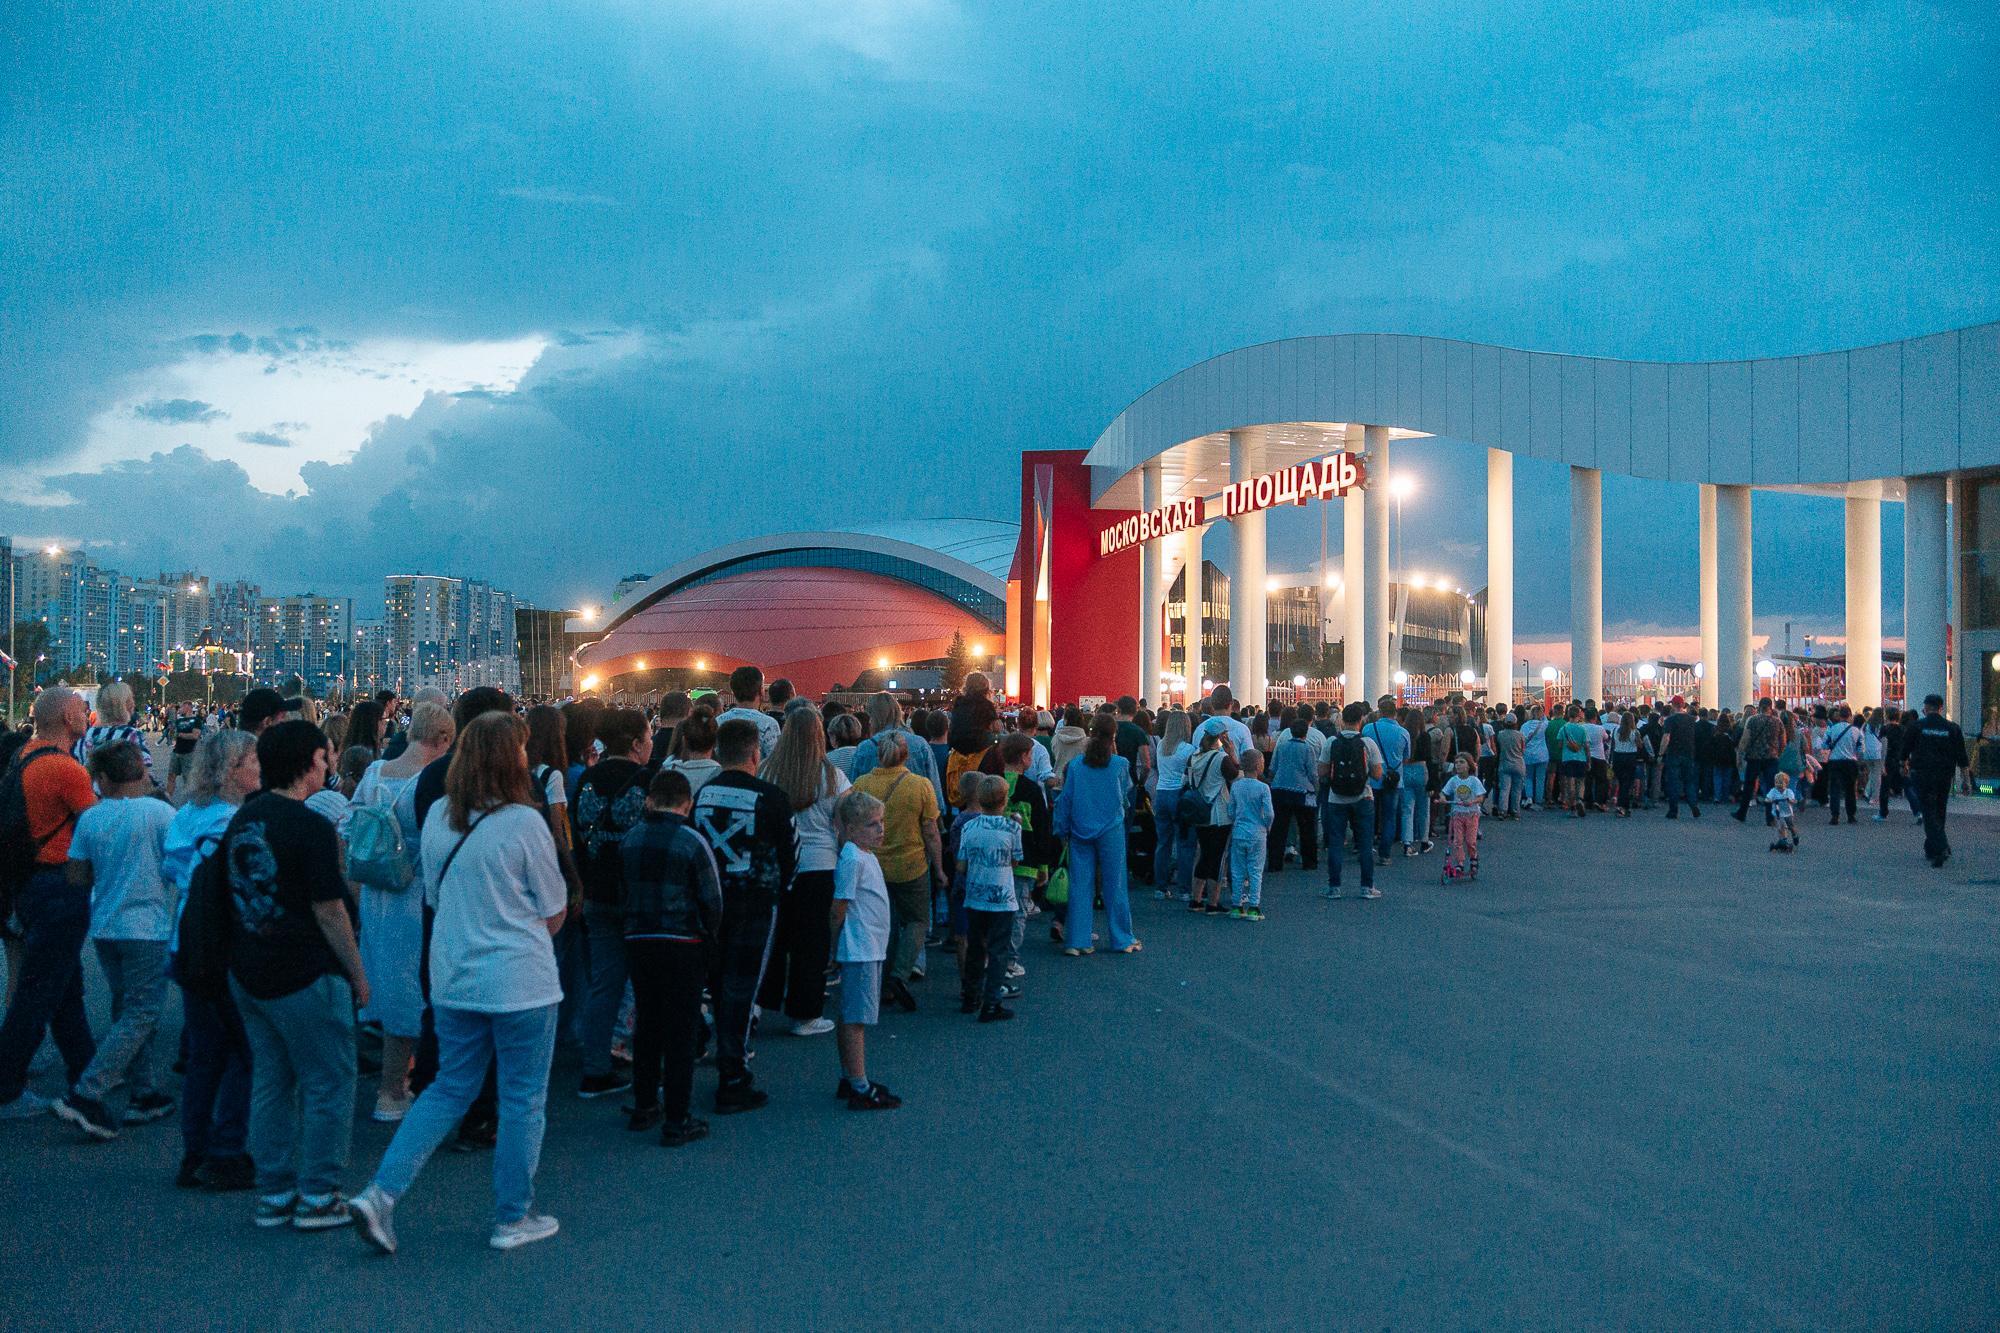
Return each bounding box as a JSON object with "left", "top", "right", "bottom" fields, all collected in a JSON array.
[{"left": 1049, "top": 725, "right": 1088, "bottom": 776}]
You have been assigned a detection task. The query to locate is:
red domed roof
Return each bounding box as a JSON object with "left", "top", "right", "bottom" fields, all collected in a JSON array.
[{"left": 575, "top": 566, "right": 997, "bottom": 694}]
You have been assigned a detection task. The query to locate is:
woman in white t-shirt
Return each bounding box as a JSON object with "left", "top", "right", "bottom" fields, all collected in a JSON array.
[
  {"left": 757, "top": 709, "right": 850, "bottom": 1036},
  {"left": 349, "top": 701, "right": 455, "bottom": 1123},
  {"left": 351, "top": 711, "right": 568, "bottom": 1257}
]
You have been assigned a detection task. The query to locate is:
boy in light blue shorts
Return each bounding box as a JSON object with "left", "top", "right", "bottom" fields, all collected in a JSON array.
[{"left": 1228, "top": 750, "right": 1275, "bottom": 920}]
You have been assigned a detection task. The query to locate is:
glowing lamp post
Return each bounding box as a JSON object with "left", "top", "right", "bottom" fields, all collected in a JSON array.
[
  {"left": 1540, "top": 664, "right": 1558, "bottom": 711},
  {"left": 1755, "top": 658, "right": 1777, "bottom": 700}
]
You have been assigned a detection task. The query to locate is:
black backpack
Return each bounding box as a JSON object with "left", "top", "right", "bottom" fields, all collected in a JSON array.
[
  {"left": 1180, "top": 751, "right": 1222, "bottom": 826},
  {"left": 1328, "top": 733, "right": 1370, "bottom": 798},
  {"left": 174, "top": 831, "right": 233, "bottom": 1001},
  {"left": 0, "top": 748, "right": 78, "bottom": 909}
]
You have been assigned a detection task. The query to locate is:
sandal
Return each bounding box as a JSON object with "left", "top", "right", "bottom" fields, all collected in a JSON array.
[{"left": 1118, "top": 941, "right": 1143, "bottom": 954}]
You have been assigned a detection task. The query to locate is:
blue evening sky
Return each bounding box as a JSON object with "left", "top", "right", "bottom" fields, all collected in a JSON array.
[{"left": 2, "top": 1, "right": 1995, "bottom": 644}]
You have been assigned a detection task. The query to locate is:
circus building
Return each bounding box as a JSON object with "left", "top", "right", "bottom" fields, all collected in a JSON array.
[{"left": 571, "top": 521, "right": 1015, "bottom": 696}]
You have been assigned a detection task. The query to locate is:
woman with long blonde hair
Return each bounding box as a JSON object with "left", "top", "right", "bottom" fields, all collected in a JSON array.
[{"left": 757, "top": 707, "right": 849, "bottom": 1035}]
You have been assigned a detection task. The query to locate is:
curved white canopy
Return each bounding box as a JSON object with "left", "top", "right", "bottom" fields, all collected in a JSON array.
[{"left": 1086, "top": 324, "right": 2000, "bottom": 508}]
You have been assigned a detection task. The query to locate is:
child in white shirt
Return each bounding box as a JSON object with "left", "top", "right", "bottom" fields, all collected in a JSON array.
[
  {"left": 1439, "top": 755, "right": 1487, "bottom": 881},
  {"left": 830, "top": 790, "right": 901, "bottom": 1110},
  {"left": 1764, "top": 771, "right": 1801, "bottom": 851}
]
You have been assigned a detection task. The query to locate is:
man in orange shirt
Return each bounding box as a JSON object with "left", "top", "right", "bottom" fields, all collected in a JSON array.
[{"left": 0, "top": 687, "right": 99, "bottom": 1118}]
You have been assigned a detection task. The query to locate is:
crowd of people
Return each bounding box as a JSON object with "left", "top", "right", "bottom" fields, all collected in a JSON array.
[{"left": 0, "top": 662, "right": 1974, "bottom": 1255}]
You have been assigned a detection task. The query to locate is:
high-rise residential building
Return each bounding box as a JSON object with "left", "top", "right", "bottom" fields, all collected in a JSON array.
[
  {"left": 384, "top": 573, "right": 459, "bottom": 692},
  {"left": 350, "top": 621, "right": 390, "bottom": 696},
  {"left": 254, "top": 593, "right": 353, "bottom": 695},
  {"left": 383, "top": 574, "right": 521, "bottom": 694},
  {"left": 516, "top": 606, "right": 579, "bottom": 697},
  {"left": 209, "top": 579, "right": 261, "bottom": 655},
  {"left": 459, "top": 579, "right": 521, "bottom": 692}
]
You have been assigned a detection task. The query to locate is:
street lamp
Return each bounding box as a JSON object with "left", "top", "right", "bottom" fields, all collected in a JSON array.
[{"left": 1388, "top": 473, "right": 1415, "bottom": 575}]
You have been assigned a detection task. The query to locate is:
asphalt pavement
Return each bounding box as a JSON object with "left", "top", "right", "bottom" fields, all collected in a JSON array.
[{"left": 3, "top": 795, "right": 1996, "bottom": 1330}]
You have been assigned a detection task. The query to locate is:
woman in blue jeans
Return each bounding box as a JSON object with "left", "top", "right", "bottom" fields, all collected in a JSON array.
[
  {"left": 1151, "top": 711, "right": 1193, "bottom": 898},
  {"left": 350, "top": 712, "right": 570, "bottom": 1256},
  {"left": 1053, "top": 716, "right": 1140, "bottom": 955}
]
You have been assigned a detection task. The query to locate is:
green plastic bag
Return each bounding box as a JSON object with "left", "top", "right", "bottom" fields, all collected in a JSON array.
[{"left": 1044, "top": 863, "right": 1069, "bottom": 906}]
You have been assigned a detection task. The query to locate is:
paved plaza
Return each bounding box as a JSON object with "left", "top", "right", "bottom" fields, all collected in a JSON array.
[{"left": 4, "top": 802, "right": 1996, "bottom": 1330}]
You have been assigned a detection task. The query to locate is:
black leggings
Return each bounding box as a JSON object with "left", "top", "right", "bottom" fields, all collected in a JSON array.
[
  {"left": 627, "top": 938, "right": 708, "bottom": 1121},
  {"left": 1612, "top": 751, "right": 1640, "bottom": 811},
  {"left": 757, "top": 869, "right": 835, "bottom": 1021}
]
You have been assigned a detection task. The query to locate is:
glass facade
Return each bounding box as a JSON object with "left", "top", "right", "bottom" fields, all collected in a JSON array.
[
  {"left": 1959, "top": 473, "right": 2000, "bottom": 633},
  {"left": 674, "top": 547, "right": 1005, "bottom": 627}
]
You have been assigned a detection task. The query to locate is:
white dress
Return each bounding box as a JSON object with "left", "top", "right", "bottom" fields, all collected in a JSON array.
[{"left": 352, "top": 761, "right": 426, "bottom": 1038}]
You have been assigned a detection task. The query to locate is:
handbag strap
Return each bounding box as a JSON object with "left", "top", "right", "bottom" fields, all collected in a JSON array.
[{"left": 434, "top": 809, "right": 492, "bottom": 892}]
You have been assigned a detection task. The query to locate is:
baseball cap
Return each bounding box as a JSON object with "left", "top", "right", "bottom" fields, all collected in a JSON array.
[{"left": 239, "top": 686, "right": 304, "bottom": 732}]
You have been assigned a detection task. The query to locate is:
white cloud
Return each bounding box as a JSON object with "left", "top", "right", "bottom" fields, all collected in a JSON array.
[
  {"left": 35, "top": 331, "right": 550, "bottom": 497},
  {"left": 674, "top": 0, "right": 963, "bottom": 77},
  {"left": 498, "top": 185, "right": 623, "bottom": 208}
]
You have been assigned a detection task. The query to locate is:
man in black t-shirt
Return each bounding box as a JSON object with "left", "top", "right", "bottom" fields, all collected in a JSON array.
[
  {"left": 1906, "top": 694, "right": 1968, "bottom": 867},
  {"left": 224, "top": 720, "right": 366, "bottom": 1230},
  {"left": 1659, "top": 696, "right": 1700, "bottom": 818},
  {"left": 166, "top": 706, "right": 204, "bottom": 799},
  {"left": 692, "top": 718, "right": 798, "bottom": 1114}
]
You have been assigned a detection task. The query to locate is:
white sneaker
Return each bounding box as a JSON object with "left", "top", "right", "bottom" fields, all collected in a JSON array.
[
  {"left": 1005, "top": 962, "right": 1026, "bottom": 979},
  {"left": 490, "top": 1213, "right": 560, "bottom": 1251},
  {"left": 790, "top": 1017, "right": 835, "bottom": 1036},
  {"left": 349, "top": 1183, "right": 397, "bottom": 1255},
  {"left": 372, "top": 1093, "right": 412, "bottom": 1123}
]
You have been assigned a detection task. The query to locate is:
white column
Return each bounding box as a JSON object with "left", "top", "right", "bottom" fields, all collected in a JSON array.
[
  {"left": 1569, "top": 465, "right": 1603, "bottom": 703},
  {"left": 1343, "top": 425, "right": 1366, "bottom": 699},
  {"left": 1227, "top": 430, "right": 1268, "bottom": 705},
  {"left": 1486, "top": 448, "right": 1514, "bottom": 707},
  {"left": 1343, "top": 486, "right": 1365, "bottom": 699},
  {"left": 1182, "top": 523, "right": 1205, "bottom": 696},
  {"left": 1845, "top": 493, "right": 1883, "bottom": 708},
  {"left": 1904, "top": 475, "right": 1949, "bottom": 709},
  {"left": 1699, "top": 484, "right": 1719, "bottom": 708},
  {"left": 1139, "top": 462, "right": 1164, "bottom": 704},
  {"left": 1363, "top": 425, "right": 1392, "bottom": 703},
  {"left": 1715, "top": 483, "right": 1754, "bottom": 707}
]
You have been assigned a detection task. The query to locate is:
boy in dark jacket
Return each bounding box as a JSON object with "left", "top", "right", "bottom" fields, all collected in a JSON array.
[{"left": 619, "top": 769, "right": 722, "bottom": 1146}]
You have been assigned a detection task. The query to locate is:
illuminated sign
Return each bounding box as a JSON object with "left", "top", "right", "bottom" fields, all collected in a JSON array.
[{"left": 1098, "top": 453, "right": 1368, "bottom": 557}]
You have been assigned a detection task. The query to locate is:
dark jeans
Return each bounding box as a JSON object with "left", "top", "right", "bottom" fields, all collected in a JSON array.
[
  {"left": 178, "top": 977, "right": 251, "bottom": 1161},
  {"left": 960, "top": 908, "right": 1018, "bottom": 1007},
  {"left": 0, "top": 869, "right": 94, "bottom": 1102},
  {"left": 1824, "top": 758, "right": 1859, "bottom": 822},
  {"left": 414, "top": 904, "right": 497, "bottom": 1125},
  {"left": 578, "top": 902, "right": 629, "bottom": 1077},
  {"left": 756, "top": 869, "right": 834, "bottom": 1022},
  {"left": 1321, "top": 799, "right": 1376, "bottom": 889},
  {"left": 1588, "top": 758, "right": 1612, "bottom": 808},
  {"left": 1373, "top": 779, "right": 1400, "bottom": 860},
  {"left": 710, "top": 886, "right": 779, "bottom": 1087},
  {"left": 1269, "top": 790, "right": 1318, "bottom": 871},
  {"left": 1737, "top": 758, "right": 1780, "bottom": 820},
  {"left": 1664, "top": 755, "right": 1700, "bottom": 813},
  {"left": 627, "top": 939, "right": 707, "bottom": 1121},
  {"left": 1913, "top": 772, "right": 1952, "bottom": 862}
]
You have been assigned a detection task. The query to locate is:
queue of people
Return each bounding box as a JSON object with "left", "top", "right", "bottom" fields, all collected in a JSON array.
[{"left": 0, "top": 662, "right": 1975, "bottom": 1258}]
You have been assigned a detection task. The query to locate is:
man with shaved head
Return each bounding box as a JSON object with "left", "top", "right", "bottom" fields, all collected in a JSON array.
[{"left": 0, "top": 687, "right": 100, "bottom": 1119}]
